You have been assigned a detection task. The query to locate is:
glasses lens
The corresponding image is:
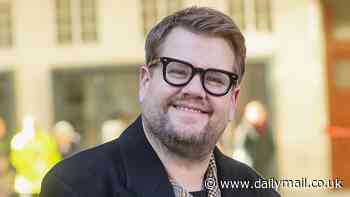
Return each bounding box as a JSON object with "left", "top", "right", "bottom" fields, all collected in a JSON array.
[
  {"left": 165, "top": 61, "right": 192, "bottom": 85},
  {"left": 204, "top": 70, "right": 231, "bottom": 95}
]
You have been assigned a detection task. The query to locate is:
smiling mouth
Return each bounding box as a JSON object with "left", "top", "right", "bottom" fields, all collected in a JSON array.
[{"left": 171, "top": 104, "right": 209, "bottom": 114}]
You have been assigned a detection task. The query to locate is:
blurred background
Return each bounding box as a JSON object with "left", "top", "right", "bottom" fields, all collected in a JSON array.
[{"left": 0, "top": 0, "right": 349, "bottom": 196}]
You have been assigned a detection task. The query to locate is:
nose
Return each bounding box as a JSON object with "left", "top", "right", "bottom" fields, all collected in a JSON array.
[{"left": 180, "top": 74, "right": 206, "bottom": 98}]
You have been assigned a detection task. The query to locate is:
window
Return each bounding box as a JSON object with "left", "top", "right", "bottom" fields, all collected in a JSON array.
[
  {"left": 329, "top": 0, "right": 350, "bottom": 40},
  {"left": 254, "top": 0, "right": 271, "bottom": 32},
  {"left": 141, "top": 0, "right": 157, "bottom": 37},
  {"left": 0, "top": 0, "right": 12, "bottom": 47},
  {"left": 141, "top": 0, "right": 183, "bottom": 36},
  {"left": 228, "top": 0, "right": 272, "bottom": 33},
  {"left": 335, "top": 60, "right": 350, "bottom": 89},
  {"left": 56, "top": 0, "right": 73, "bottom": 43},
  {"left": 53, "top": 66, "right": 140, "bottom": 148},
  {"left": 55, "top": 0, "right": 98, "bottom": 44},
  {"left": 80, "top": 0, "right": 98, "bottom": 41},
  {"left": 228, "top": 0, "right": 245, "bottom": 30}
]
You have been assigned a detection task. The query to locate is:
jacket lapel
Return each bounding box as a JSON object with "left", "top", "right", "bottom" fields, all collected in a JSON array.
[
  {"left": 214, "top": 148, "right": 259, "bottom": 197},
  {"left": 214, "top": 148, "right": 233, "bottom": 197},
  {"left": 118, "top": 116, "right": 175, "bottom": 197}
]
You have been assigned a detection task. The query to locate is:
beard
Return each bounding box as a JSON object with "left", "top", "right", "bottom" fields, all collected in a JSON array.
[{"left": 142, "top": 97, "right": 226, "bottom": 161}]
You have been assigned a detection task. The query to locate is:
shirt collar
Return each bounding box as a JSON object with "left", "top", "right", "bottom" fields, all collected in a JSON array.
[{"left": 169, "top": 154, "right": 221, "bottom": 197}]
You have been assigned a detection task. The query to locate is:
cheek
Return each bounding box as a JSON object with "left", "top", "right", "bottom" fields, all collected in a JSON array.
[
  {"left": 147, "top": 80, "right": 178, "bottom": 108},
  {"left": 211, "top": 99, "right": 233, "bottom": 122}
]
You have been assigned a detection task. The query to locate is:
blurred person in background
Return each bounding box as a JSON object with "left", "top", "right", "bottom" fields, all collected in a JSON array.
[
  {"left": 10, "top": 117, "right": 61, "bottom": 196},
  {"left": 0, "top": 117, "right": 6, "bottom": 140},
  {"left": 101, "top": 112, "right": 128, "bottom": 143},
  {"left": 0, "top": 117, "right": 15, "bottom": 197},
  {"left": 0, "top": 157, "right": 15, "bottom": 197},
  {"left": 101, "top": 119, "right": 127, "bottom": 143},
  {"left": 53, "top": 121, "right": 80, "bottom": 158},
  {"left": 232, "top": 101, "right": 276, "bottom": 178},
  {"left": 40, "top": 7, "right": 280, "bottom": 197}
]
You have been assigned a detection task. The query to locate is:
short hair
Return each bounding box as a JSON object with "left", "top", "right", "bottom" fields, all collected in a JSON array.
[{"left": 145, "top": 6, "right": 246, "bottom": 83}]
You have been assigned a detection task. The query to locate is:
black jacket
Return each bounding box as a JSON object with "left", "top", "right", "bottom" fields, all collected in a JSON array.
[{"left": 40, "top": 116, "right": 281, "bottom": 197}]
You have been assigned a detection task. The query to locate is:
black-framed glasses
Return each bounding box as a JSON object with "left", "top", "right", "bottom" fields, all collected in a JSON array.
[{"left": 148, "top": 57, "right": 239, "bottom": 96}]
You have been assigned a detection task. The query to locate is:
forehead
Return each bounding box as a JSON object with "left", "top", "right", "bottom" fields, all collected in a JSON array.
[{"left": 157, "top": 27, "right": 236, "bottom": 72}]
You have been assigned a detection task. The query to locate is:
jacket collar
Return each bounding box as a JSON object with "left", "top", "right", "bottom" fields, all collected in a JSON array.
[
  {"left": 118, "top": 116, "right": 234, "bottom": 197},
  {"left": 118, "top": 116, "right": 175, "bottom": 197}
]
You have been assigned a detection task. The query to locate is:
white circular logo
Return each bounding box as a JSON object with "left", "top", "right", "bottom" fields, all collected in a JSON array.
[{"left": 204, "top": 178, "right": 216, "bottom": 190}]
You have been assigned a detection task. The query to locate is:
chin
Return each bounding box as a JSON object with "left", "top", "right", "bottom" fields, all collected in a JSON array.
[
  {"left": 175, "top": 129, "right": 204, "bottom": 141},
  {"left": 171, "top": 121, "right": 207, "bottom": 135},
  {"left": 171, "top": 124, "right": 209, "bottom": 142}
]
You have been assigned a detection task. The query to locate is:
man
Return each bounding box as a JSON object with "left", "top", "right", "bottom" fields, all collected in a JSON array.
[{"left": 40, "top": 7, "right": 280, "bottom": 197}]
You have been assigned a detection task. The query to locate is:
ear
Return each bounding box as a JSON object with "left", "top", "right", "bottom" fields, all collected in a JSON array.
[
  {"left": 228, "top": 86, "right": 240, "bottom": 121},
  {"left": 139, "top": 65, "right": 151, "bottom": 103}
]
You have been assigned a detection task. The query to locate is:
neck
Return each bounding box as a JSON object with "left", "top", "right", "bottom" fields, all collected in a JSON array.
[{"left": 143, "top": 124, "right": 211, "bottom": 192}]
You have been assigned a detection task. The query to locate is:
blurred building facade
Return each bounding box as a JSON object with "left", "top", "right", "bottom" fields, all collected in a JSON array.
[{"left": 0, "top": 0, "right": 349, "bottom": 196}]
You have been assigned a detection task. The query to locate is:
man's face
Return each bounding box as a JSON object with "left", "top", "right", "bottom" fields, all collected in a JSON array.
[{"left": 140, "top": 27, "right": 240, "bottom": 160}]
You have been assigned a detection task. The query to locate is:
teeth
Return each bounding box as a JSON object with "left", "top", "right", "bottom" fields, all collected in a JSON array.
[{"left": 175, "top": 106, "right": 202, "bottom": 113}]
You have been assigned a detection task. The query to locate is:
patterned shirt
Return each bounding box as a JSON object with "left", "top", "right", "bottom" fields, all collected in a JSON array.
[{"left": 170, "top": 154, "right": 221, "bottom": 197}]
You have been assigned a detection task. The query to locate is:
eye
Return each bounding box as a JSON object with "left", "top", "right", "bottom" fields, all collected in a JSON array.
[
  {"left": 207, "top": 76, "right": 225, "bottom": 85},
  {"left": 205, "top": 72, "right": 229, "bottom": 87},
  {"left": 166, "top": 62, "right": 191, "bottom": 79}
]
